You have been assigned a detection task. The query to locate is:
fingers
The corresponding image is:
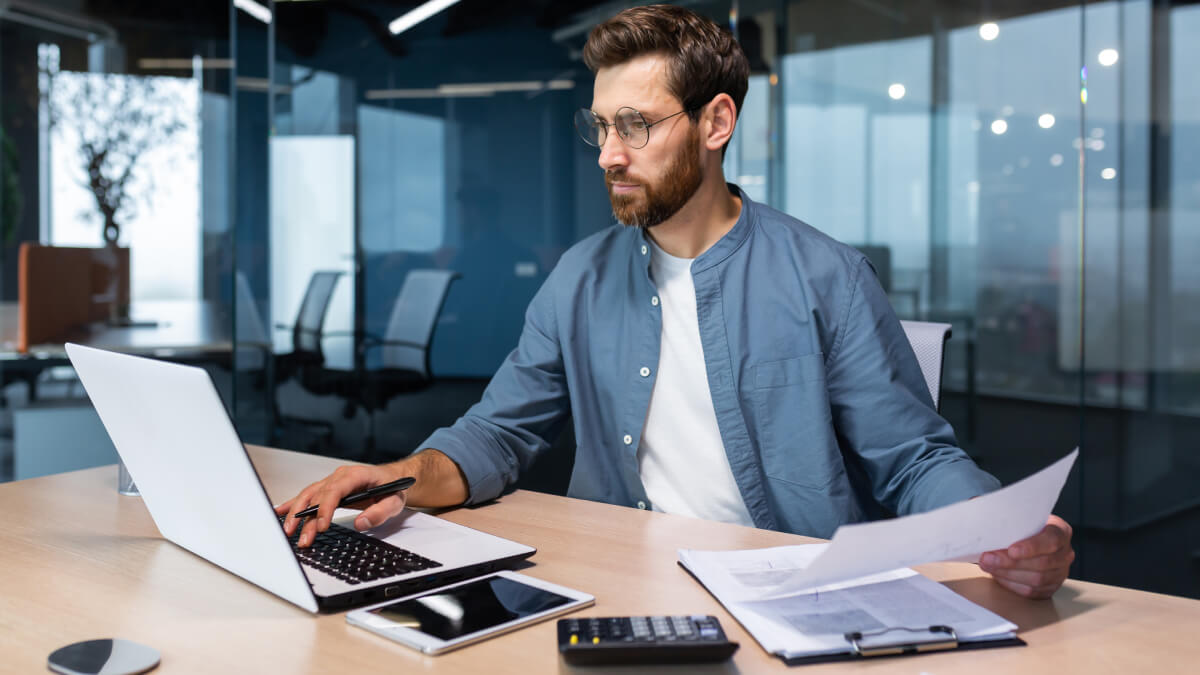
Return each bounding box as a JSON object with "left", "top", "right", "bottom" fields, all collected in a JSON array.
[
  {"left": 355, "top": 493, "right": 408, "bottom": 532},
  {"left": 281, "top": 481, "right": 323, "bottom": 536},
  {"left": 1006, "top": 516, "right": 1072, "bottom": 558},
  {"left": 282, "top": 465, "right": 400, "bottom": 547},
  {"left": 991, "top": 575, "right": 1063, "bottom": 600},
  {"left": 981, "top": 515, "right": 1075, "bottom": 599},
  {"left": 980, "top": 545, "right": 1075, "bottom": 573}
]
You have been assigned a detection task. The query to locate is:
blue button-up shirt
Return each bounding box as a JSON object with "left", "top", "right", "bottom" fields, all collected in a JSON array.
[{"left": 424, "top": 185, "right": 1000, "bottom": 538}]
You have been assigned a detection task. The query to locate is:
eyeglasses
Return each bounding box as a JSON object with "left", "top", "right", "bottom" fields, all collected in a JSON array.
[{"left": 574, "top": 106, "right": 695, "bottom": 150}]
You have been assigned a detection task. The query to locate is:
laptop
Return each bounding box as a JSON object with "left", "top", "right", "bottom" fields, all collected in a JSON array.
[{"left": 65, "top": 343, "right": 535, "bottom": 613}]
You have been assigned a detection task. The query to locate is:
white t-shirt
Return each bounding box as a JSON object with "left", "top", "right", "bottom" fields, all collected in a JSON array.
[{"left": 637, "top": 240, "right": 755, "bottom": 527}]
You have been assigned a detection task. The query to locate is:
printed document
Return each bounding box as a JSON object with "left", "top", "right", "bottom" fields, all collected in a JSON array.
[{"left": 734, "top": 449, "right": 1077, "bottom": 600}]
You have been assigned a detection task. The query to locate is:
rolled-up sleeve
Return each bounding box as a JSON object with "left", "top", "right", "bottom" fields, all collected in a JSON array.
[
  {"left": 419, "top": 272, "right": 571, "bottom": 504},
  {"left": 825, "top": 258, "right": 1000, "bottom": 515}
]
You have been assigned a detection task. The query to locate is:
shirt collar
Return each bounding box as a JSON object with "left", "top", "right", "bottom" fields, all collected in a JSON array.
[{"left": 637, "top": 183, "right": 753, "bottom": 275}]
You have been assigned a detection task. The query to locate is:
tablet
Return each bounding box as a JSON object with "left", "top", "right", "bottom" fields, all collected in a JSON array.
[{"left": 346, "top": 571, "right": 594, "bottom": 655}]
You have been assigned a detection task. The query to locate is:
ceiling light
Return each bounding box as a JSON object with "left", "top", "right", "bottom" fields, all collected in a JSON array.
[
  {"left": 1098, "top": 49, "right": 1119, "bottom": 67},
  {"left": 991, "top": 119, "right": 1008, "bottom": 135},
  {"left": 1101, "top": 167, "right": 1117, "bottom": 180},
  {"left": 389, "top": 0, "right": 461, "bottom": 36},
  {"left": 234, "top": 0, "right": 271, "bottom": 24},
  {"left": 887, "top": 83, "right": 905, "bottom": 100},
  {"left": 979, "top": 23, "right": 999, "bottom": 41},
  {"left": 1038, "top": 113, "right": 1056, "bottom": 129}
]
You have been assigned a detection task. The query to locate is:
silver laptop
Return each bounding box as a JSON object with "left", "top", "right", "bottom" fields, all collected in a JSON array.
[{"left": 65, "top": 343, "right": 535, "bottom": 613}]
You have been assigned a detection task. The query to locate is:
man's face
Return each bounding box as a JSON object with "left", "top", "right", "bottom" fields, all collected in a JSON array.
[{"left": 591, "top": 55, "right": 704, "bottom": 228}]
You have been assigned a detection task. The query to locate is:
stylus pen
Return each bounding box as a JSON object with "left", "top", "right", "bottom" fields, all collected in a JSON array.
[{"left": 291, "top": 476, "right": 416, "bottom": 519}]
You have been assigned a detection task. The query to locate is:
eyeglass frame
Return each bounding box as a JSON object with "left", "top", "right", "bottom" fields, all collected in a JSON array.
[{"left": 574, "top": 105, "right": 701, "bottom": 150}]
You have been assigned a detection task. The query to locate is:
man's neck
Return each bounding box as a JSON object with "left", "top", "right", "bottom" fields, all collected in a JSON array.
[{"left": 646, "top": 176, "right": 742, "bottom": 259}]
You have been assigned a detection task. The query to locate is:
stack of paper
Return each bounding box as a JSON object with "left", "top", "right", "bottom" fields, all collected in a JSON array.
[
  {"left": 678, "top": 450, "right": 1078, "bottom": 662},
  {"left": 679, "top": 545, "right": 1017, "bottom": 660}
]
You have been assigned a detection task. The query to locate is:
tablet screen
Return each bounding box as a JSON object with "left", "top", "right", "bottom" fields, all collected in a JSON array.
[{"left": 366, "top": 576, "right": 574, "bottom": 641}]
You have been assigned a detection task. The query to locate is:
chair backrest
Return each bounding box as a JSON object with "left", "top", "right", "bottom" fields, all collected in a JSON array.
[
  {"left": 235, "top": 271, "right": 270, "bottom": 345},
  {"left": 899, "top": 320, "right": 952, "bottom": 410},
  {"left": 293, "top": 271, "right": 343, "bottom": 356},
  {"left": 17, "top": 243, "right": 130, "bottom": 352},
  {"left": 234, "top": 271, "right": 271, "bottom": 371},
  {"left": 380, "top": 269, "right": 460, "bottom": 377}
]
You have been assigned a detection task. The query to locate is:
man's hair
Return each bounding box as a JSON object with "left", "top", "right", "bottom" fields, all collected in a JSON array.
[{"left": 582, "top": 4, "right": 749, "bottom": 126}]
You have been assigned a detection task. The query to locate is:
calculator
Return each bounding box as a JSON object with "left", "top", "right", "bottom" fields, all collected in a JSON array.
[{"left": 557, "top": 615, "right": 739, "bottom": 665}]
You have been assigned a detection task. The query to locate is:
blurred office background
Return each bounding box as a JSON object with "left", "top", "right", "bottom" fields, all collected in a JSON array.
[{"left": 0, "top": 0, "right": 1195, "bottom": 598}]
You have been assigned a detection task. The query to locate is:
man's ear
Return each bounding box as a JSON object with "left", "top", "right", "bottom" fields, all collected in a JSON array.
[{"left": 702, "top": 93, "right": 737, "bottom": 152}]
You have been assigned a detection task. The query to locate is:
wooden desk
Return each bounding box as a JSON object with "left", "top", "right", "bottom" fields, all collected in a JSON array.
[{"left": 2, "top": 447, "right": 1198, "bottom": 673}]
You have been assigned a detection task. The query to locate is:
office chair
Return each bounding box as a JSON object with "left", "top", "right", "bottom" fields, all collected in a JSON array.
[
  {"left": 271, "top": 270, "right": 343, "bottom": 447},
  {"left": 899, "top": 320, "right": 952, "bottom": 411},
  {"left": 334, "top": 269, "right": 459, "bottom": 458},
  {"left": 232, "top": 271, "right": 278, "bottom": 434},
  {"left": 235, "top": 271, "right": 272, "bottom": 373}
]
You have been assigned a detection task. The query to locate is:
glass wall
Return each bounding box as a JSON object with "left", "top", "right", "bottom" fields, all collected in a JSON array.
[
  {"left": 761, "top": 0, "right": 1198, "bottom": 596},
  {"left": 217, "top": 0, "right": 1196, "bottom": 598},
  {"left": 0, "top": 3, "right": 233, "bottom": 480}
]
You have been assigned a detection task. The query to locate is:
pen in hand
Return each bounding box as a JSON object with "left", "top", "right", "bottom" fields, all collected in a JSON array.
[{"left": 291, "top": 476, "right": 416, "bottom": 519}]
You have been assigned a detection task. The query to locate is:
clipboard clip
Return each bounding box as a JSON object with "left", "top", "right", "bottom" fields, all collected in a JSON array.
[{"left": 843, "top": 625, "right": 959, "bottom": 657}]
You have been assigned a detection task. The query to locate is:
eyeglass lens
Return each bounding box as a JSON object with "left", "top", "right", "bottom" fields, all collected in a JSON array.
[{"left": 574, "top": 108, "right": 650, "bottom": 149}]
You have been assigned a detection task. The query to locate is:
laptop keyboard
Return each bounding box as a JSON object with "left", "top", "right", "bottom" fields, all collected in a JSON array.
[{"left": 280, "top": 517, "right": 442, "bottom": 585}]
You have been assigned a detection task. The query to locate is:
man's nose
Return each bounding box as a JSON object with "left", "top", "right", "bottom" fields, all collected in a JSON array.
[{"left": 597, "top": 130, "right": 628, "bottom": 172}]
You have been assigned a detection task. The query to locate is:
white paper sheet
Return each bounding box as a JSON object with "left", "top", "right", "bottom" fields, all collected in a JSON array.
[{"left": 741, "top": 448, "right": 1078, "bottom": 600}]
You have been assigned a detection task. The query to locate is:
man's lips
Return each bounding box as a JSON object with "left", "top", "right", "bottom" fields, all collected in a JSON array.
[{"left": 610, "top": 182, "right": 641, "bottom": 194}]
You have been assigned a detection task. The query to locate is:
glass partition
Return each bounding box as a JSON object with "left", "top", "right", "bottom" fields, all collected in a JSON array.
[{"left": 0, "top": 3, "right": 232, "bottom": 480}]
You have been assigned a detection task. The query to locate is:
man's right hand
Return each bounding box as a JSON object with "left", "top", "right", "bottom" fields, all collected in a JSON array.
[
  {"left": 275, "top": 463, "right": 409, "bottom": 547},
  {"left": 273, "top": 449, "right": 470, "bottom": 547}
]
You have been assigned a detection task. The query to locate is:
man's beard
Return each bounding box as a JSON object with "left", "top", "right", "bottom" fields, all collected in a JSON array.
[{"left": 606, "top": 126, "right": 703, "bottom": 228}]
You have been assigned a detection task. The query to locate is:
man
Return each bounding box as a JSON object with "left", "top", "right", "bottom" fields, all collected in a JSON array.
[{"left": 278, "top": 5, "right": 1074, "bottom": 599}]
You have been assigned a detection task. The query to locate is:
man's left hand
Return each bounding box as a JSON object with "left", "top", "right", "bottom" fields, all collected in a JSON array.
[{"left": 979, "top": 515, "right": 1075, "bottom": 599}]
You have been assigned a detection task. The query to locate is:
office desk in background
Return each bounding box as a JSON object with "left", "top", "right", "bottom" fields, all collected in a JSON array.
[
  {"left": 1, "top": 446, "right": 1198, "bottom": 673},
  {"left": 0, "top": 299, "right": 230, "bottom": 358},
  {"left": 0, "top": 299, "right": 231, "bottom": 398}
]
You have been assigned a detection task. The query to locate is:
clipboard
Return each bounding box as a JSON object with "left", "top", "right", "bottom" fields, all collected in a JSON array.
[
  {"left": 676, "top": 560, "right": 1026, "bottom": 667},
  {"left": 780, "top": 624, "right": 1026, "bottom": 666}
]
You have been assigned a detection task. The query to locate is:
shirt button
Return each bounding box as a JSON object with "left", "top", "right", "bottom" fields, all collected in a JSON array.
[
  {"left": 639, "top": 366, "right": 650, "bottom": 377},
  {"left": 636, "top": 501, "right": 647, "bottom": 510},
  {"left": 651, "top": 296, "right": 659, "bottom": 306},
  {"left": 623, "top": 434, "right": 633, "bottom": 445},
  {"left": 641, "top": 245, "right": 648, "bottom": 255}
]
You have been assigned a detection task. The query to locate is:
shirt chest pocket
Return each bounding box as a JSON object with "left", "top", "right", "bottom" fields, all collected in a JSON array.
[{"left": 751, "top": 352, "right": 843, "bottom": 489}]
